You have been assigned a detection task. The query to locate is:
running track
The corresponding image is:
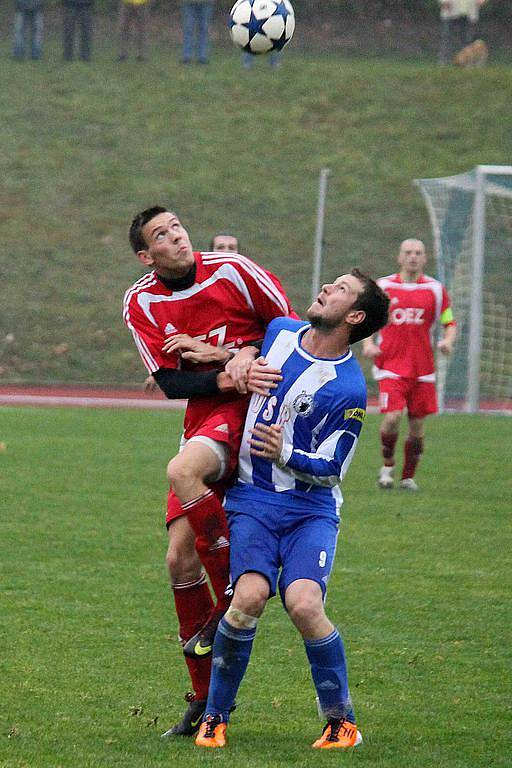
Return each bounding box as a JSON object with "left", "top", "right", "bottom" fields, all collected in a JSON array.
[
  {"left": 0, "top": 384, "right": 375, "bottom": 411},
  {"left": 1, "top": 385, "right": 508, "bottom": 414},
  {"left": 0, "top": 385, "right": 186, "bottom": 410}
]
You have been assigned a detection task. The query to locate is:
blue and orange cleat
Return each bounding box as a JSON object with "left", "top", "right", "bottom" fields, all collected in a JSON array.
[
  {"left": 195, "top": 714, "right": 227, "bottom": 748},
  {"left": 312, "top": 718, "right": 362, "bottom": 749}
]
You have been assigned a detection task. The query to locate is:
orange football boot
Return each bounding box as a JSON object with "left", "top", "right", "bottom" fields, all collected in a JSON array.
[
  {"left": 312, "top": 718, "right": 362, "bottom": 749},
  {"left": 195, "top": 715, "right": 227, "bottom": 748}
]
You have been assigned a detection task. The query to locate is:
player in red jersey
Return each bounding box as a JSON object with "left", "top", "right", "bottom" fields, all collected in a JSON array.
[
  {"left": 362, "top": 238, "right": 456, "bottom": 491},
  {"left": 123, "top": 207, "right": 294, "bottom": 735},
  {"left": 142, "top": 233, "right": 240, "bottom": 392}
]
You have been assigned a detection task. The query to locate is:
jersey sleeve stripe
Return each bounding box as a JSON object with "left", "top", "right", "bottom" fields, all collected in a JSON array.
[
  {"left": 128, "top": 323, "right": 159, "bottom": 372},
  {"left": 202, "top": 253, "right": 290, "bottom": 315},
  {"left": 203, "top": 253, "right": 288, "bottom": 311},
  {"left": 122, "top": 274, "right": 158, "bottom": 323}
]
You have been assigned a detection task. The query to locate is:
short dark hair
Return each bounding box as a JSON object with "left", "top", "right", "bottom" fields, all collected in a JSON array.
[
  {"left": 209, "top": 231, "right": 240, "bottom": 251},
  {"left": 349, "top": 268, "right": 390, "bottom": 344},
  {"left": 129, "top": 206, "right": 169, "bottom": 254}
]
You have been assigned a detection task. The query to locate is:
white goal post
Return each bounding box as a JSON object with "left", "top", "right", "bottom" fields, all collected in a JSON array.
[{"left": 415, "top": 166, "right": 512, "bottom": 414}]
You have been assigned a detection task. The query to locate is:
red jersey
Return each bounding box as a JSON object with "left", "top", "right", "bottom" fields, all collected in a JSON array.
[
  {"left": 123, "top": 251, "right": 295, "bottom": 437},
  {"left": 373, "top": 273, "right": 455, "bottom": 381}
]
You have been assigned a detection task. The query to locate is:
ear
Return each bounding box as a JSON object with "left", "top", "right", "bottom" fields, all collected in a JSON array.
[
  {"left": 346, "top": 309, "right": 366, "bottom": 328},
  {"left": 137, "top": 249, "right": 154, "bottom": 267}
]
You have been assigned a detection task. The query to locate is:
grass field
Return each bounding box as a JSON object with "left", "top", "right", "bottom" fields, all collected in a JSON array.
[
  {"left": 1, "top": 406, "right": 511, "bottom": 767},
  {"left": 1, "top": 42, "right": 511, "bottom": 384}
]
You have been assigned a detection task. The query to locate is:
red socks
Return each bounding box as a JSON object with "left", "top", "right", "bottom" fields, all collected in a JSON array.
[
  {"left": 380, "top": 431, "right": 398, "bottom": 465},
  {"left": 184, "top": 489, "right": 232, "bottom": 615},
  {"left": 172, "top": 574, "right": 213, "bottom": 701},
  {"left": 402, "top": 436, "right": 424, "bottom": 480},
  {"left": 381, "top": 431, "right": 424, "bottom": 479}
]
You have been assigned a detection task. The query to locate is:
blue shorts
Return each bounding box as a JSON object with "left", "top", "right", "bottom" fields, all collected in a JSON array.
[{"left": 227, "top": 507, "right": 339, "bottom": 604}]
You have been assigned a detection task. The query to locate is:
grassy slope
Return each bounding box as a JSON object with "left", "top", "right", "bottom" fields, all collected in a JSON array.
[
  {"left": 0, "top": 41, "right": 511, "bottom": 383},
  {"left": 1, "top": 407, "right": 511, "bottom": 766}
]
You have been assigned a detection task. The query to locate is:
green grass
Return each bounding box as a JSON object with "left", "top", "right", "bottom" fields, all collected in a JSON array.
[
  {"left": 1, "top": 45, "right": 511, "bottom": 383},
  {"left": 1, "top": 406, "right": 511, "bottom": 767}
]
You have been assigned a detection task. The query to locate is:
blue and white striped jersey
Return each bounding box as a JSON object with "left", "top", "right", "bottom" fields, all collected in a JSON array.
[{"left": 225, "top": 317, "right": 367, "bottom": 520}]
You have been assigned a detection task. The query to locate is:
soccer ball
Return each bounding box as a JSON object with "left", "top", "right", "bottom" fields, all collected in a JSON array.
[{"left": 229, "top": 0, "right": 295, "bottom": 55}]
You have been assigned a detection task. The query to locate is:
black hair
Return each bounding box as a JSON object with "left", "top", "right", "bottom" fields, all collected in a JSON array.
[
  {"left": 349, "top": 268, "right": 390, "bottom": 344},
  {"left": 129, "top": 206, "right": 169, "bottom": 254}
]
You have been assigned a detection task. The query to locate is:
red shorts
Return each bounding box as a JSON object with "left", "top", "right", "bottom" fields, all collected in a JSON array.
[
  {"left": 378, "top": 377, "right": 437, "bottom": 419},
  {"left": 165, "top": 397, "right": 248, "bottom": 526}
]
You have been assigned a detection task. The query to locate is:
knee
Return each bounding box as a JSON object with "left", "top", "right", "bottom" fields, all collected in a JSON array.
[
  {"left": 233, "top": 576, "right": 269, "bottom": 618},
  {"left": 166, "top": 455, "right": 198, "bottom": 491},
  {"left": 287, "top": 590, "right": 325, "bottom": 632},
  {"left": 382, "top": 412, "right": 401, "bottom": 433},
  {"left": 166, "top": 539, "right": 199, "bottom": 582}
]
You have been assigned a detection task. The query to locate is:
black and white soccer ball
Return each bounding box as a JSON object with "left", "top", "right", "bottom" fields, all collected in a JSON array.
[{"left": 229, "top": 0, "right": 295, "bottom": 55}]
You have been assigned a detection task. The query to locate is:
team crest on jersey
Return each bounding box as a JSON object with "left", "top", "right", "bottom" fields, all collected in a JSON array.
[
  {"left": 164, "top": 322, "right": 177, "bottom": 335},
  {"left": 292, "top": 391, "right": 315, "bottom": 418}
]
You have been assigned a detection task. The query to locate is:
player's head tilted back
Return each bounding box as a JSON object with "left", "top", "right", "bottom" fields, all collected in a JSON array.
[
  {"left": 129, "top": 206, "right": 194, "bottom": 278},
  {"left": 209, "top": 232, "right": 239, "bottom": 252},
  {"left": 129, "top": 206, "right": 168, "bottom": 253},
  {"left": 347, "top": 268, "right": 390, "bottom": 343},
  {"left": 307, "top": 267, "right": 390, "bottom": 344}
]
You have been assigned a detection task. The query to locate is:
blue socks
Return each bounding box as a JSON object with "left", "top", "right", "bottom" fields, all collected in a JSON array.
[
  {"left": 204, "top": 620, "right": 355, "bottom": 725},
  {"left": 304, "top": 628, "right": 355, "bottom": 723},
  {"left": 204, "top": 616, "right": 257, "bottom": 721}
]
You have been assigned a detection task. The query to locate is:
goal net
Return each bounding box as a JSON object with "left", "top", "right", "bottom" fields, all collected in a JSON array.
[{"left": 415, "top": 166, "right": 512, "bottom": 414}]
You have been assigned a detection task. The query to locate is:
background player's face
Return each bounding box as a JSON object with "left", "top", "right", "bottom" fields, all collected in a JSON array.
[
  {"left": 307, "top": 273, "right": 364, "bottom": 329},
  {"left": 212, "top": 234, "right": 238, "bottom": 252},
  {"left": 398, "top": 239, "right": 427, "bottom": 277},
  {"left": 138, "top": 212, "right": 194, "bottom": 277}
]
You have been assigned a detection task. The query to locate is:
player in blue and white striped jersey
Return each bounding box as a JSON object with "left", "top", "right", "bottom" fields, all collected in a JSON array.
[
  {"left": 231, "top": 314, "right": 367, "bottom": 518},
  {"left": 196, "top": 268, "right": 390, "bottom": 751}
]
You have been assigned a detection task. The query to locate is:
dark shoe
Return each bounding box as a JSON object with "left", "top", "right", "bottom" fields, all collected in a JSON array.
[
  {"left": 182, "top": 609, "right": 224, "bottom": 659},
  {"left": 161, "top": 692, "right": 206, "bottom": 737}
]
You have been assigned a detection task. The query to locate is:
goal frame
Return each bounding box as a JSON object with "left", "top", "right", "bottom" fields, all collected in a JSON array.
[{"left": 415, "top": 165, "right": 512, "bottom": 413}]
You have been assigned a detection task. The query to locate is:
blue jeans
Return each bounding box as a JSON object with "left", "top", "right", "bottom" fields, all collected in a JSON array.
[
  {"left": 63, "top": 4, "right": 93, "bottom": 61},
  {"left": 242, "top": 50, "right": 281, "bottom": 69},
  {"left": 181, "top": 1, "right": 213, "bottom": 63},
  {"left": 13, "top": 9, "right": 43, "bottom": 60}
]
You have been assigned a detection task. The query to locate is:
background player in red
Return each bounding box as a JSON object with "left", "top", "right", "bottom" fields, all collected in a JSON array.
[
  {"left": 209, "top": 232, "right": 240, "bottom": 253},
  {"left": 123, "top": 207, "right": 294, "bottom": 735},
  {"left": 362, "top": 238, "right": 456, "bottom": 491}
]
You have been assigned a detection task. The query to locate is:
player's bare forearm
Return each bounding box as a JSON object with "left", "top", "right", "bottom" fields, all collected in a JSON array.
[
  {"left": 161, "top": 333, "right": 231, "bottom": 365},
  {"left": 247, "top": 356, "right": 283, "bottom": 396},
  {"left": 249, "top": 423, "right": 283, "bottom": 461},
  {"left": 438, "top": 324, "right": 457, "bottom": 355}
]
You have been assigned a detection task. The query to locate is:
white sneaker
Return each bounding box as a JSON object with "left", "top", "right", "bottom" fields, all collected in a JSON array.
[
  {"left": 378, "top": 465, "right": 394, "bottom": 489},
  {"left": 399, "top": 478, "right": 419, "bottom": 492}
]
